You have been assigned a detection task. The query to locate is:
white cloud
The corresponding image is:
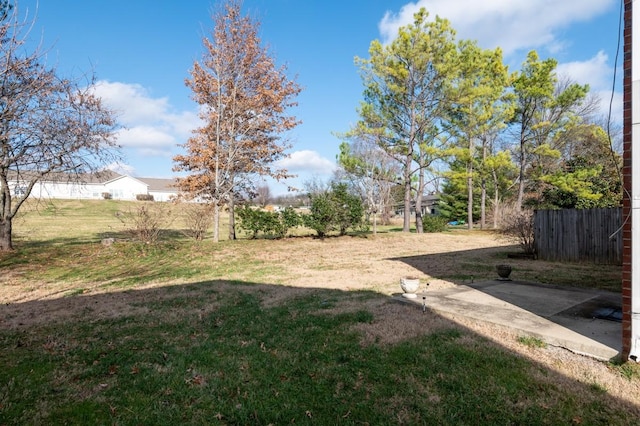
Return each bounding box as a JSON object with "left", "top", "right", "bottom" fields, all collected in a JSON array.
[
  {"left": 556, "top": 50, "right": 612, "bottom": 90},
  {"left": 91, "top": 80, "right": 200, "bottom": 155},
  {"left": 165, "top": 111, "right": 200, "bottom": 138},
  {"left": 605, "top": 92, "right": 623, "bottom": 125},
  {"left": 379, "top": 0, "right": 615, "bottom": 56},
  {"left": 106, "top": 161, "right": 136, "bottom": 176},
  {"left": 92, "top": 81, "right": 171, "bottom": 125},
  {"left": 556, "top": 51, "right": 622, "bottom": 120},
  {"left": 260, "top": 151, "right": 337, "bottom": 196},
  {"left": 115, "top": 126, "right": 176, "bottom": 157},
  {"left": 277, "top": 150, "right": 336, "bottom": 174}
]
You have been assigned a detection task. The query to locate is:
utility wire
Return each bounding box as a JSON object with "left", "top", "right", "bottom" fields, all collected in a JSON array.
[{"left": 609, "top": 0, "right": 628, "bottom": 240}]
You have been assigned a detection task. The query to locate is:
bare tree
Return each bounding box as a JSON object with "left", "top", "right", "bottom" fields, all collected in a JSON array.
[
  {"left": 0, "top": 3, "right": 120, "bottom": 251},
  {"left": 337, "top": 137, "right": 399, "bottom": 235},
  {"left": 254, "top": 183, "right": 271, "bottom": 207},
  {"left": 173, "top": 0, "right": 301, "bottom": 242}
]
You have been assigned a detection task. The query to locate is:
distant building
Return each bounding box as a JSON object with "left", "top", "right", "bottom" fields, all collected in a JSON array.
[
  {"left": 395, "top": 193, "right": 440, "bottom": 217},
  {"left": 7, "top": 171, "right": 179, "bottom": 202}
]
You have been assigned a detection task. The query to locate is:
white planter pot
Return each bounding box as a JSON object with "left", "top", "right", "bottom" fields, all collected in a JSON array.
[{"left": 400, "top": 277, "right": 420, "bottom": 298}]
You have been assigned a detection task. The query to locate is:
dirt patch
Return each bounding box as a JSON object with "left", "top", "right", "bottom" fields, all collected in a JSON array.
[
  {"left": 250, "top": 232, "right": 509, "bottom": 295},
  {"left": 349, "top": 299, "right": 454, "bottom": 346}
]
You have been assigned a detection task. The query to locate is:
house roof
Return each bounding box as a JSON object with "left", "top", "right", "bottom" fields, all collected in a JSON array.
[
  {"left": 137, "top": 177, "right": 178, "bottom": 192},
  {"left": 7, "top": 170, "right": 179, "bottom": 193},
  {"left": 7, "top": 169, "right": 123, "bottom": 184},
  {"left": 82, "top": 170, "right": 124, "bottom": 184}
]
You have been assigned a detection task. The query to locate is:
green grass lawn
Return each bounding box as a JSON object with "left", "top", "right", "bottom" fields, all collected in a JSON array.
[{"left": 0, "top": 199, "right": 637, "bottom": 424}]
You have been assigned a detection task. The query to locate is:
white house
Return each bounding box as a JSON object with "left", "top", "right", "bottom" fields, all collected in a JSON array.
[
  {"left": 9, "top": 171, "right": 180, "bottom": 201},
  {"left": 137, "top": 177, "right": 180, "bottom": 202}
]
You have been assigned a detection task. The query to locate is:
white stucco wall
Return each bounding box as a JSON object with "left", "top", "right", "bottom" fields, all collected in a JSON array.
[
  {"left": 15, "top": 180, "right": 105, "bottom": 199},
  {"left": 8, "top": 173, "right": 180, "bottom": 201},
  {"left": 148, "top": 191, "right": 175, "bottom": 202},
  {"left": 104, "top": 176, "right": 148, "bottom": 200}
]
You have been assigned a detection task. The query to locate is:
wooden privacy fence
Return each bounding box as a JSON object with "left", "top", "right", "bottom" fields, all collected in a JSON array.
[{"left": 533, "top": 208, "right": 623, "bottom": 265}]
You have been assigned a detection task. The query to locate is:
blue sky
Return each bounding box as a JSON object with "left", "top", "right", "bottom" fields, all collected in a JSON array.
[{"left": 19, "top": 0, "right": 623, "bottom": 195}]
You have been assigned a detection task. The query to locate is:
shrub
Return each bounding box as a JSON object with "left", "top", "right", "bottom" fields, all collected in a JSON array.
[
  {"left": 237, "top": 205, "right": 268, "bottom": 238},
  {"left": 136, "top": 194, "right": 154, "bottom": 201},
  {"left": 117, "top": 204, "right": 170, "bottom": 244},
  {"left": 303, "top": 192, "right": 335, "bottom": 238},
  {"left": 237, "top": 205, "right": 301, "bottom": 239},
  {"left": 331, "top": 183, "right": 365, "bottom": 235},
  {"left": 275, "top": 206, "right": 302, "bottom": 238},
  {"left": 422, "top": 215, "right": 448, "bottom": 233},
  {"left": 497, "top": 204, "right": 535, "bottom": 255},
  {"left": 182, "top": 204, "right": 212, "bottom": 241},
  {"left": 260, "top": 210, "right": 281, "bottom": 238},
  {"left": 303, "top": 184, "right": 366, "bottom": 238}
]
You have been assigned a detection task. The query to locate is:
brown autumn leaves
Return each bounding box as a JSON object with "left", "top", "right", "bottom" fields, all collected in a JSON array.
[{"left": 173, "top": 1, "right": 302, "bottom": 242}]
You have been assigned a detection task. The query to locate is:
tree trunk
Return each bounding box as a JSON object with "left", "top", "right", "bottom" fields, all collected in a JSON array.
[
  {"left": 213, "top": 203, "right": 220, "bottom": 243},
  {"left": 0, "top": 217, "right": 13, "bottom": 251},
  {"left": 403, "top": 154, "right": 412, "bottom": 232},
  {"left": 492, "top": 170, "right": 499, "bottom": 229},
  {"left": 480, "top": 142, "right": 487, "bottom": 230},
  {"left": 467, "top": 135, "right": 473, "bottom": 231},
  {"left": 415, "top": 167, "right": 424, "bottom": 233},
  {"left": 480, "top": 179, "right": 486, "bottom": 230},
  {"left": 372, "top": 211, "right": 377, "bottom": 236},
  {"left": 493, "top": 193, "right": 500, "bottom": 229},
  {"left": 517, "top": 161, "right": 525, "bottom": 210},
  {"left": 415, "top": 193, "right": 423, "bottom": 233},
  {"left": 228, "top": 197, "right": 236, "bottom": 241},
  {"left": 467, "top": 163, "right": 473, "bottom": 231},
  {"left": 517, "top": 129, "right": 526, "bottom": 210},
  {"left": 380, "top": 183, "right": 392, "bottom": 225}
]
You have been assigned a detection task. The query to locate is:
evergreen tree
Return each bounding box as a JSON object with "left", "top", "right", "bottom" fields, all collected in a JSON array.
[{"left": 355, "top": 8, "right": 457, "bottom": 233}]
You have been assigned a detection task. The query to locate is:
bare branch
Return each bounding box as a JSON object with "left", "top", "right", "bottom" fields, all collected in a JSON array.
[{"left": 0, "top": 2, "right": 121, "bottom": 250}]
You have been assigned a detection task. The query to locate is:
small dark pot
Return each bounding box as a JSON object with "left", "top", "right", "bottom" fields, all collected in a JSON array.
[{"left": 496, "top": 264, "right": 512, "bottom": 280}]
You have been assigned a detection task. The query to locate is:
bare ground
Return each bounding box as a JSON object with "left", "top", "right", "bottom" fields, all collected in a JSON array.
[{"left": 1, "top": 229, "right": 638, "bottom": 411}]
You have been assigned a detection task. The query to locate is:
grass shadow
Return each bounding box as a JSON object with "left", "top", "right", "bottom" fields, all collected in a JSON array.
[
  {"left": 0, "top": 279, "right": 637, "bottom": 424},
  {"left": 389, "top": 246, "right": 621, "bottom": 291}
]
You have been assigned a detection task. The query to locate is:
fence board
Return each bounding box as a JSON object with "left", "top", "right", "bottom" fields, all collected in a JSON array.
[{"left": 534, "top": 208, "right": 622, "bottom": 264}]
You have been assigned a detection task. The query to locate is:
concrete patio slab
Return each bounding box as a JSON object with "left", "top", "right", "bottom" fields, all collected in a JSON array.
[{"left": 397, "top": 280, "right": 622, "bottom": 361}]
